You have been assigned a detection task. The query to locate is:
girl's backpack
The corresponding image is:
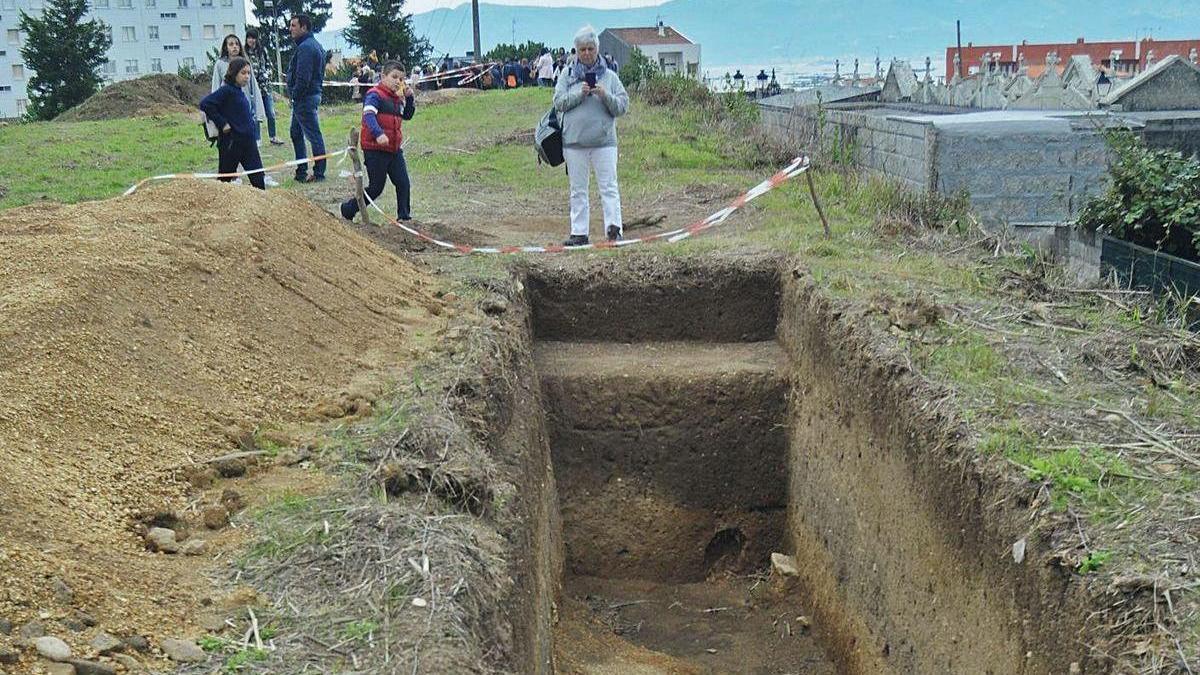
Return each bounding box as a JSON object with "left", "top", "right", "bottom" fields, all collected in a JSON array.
[{"left": 534, "top": 107, "right": 563, "bottom": 167}]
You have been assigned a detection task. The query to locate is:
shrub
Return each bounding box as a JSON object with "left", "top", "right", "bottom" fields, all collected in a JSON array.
[{"left": 1078, "top": 130, "right": 1200, "bottom": 263}]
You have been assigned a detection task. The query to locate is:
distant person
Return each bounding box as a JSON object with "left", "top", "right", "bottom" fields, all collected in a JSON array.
[
  {"left": 503, "top": 58, "right": 519, "bottom": 88},
  {"left": 533, "top": 48, "right": 555, "bottom": 87},
  {"left": 604, "top": 52, "right": 618, "bottom": 71},
  {"left": 340, "top": 61, "right": 416, "bottom": 223},
  {"left": 287, "top": 13, "right": 327, "bottom": 183},
  {"left": 244, "top": 29, "right": 283, "bottom": 146},
  {"left": 200, "top": 57, "right": 265, "bottom": 190},
  {"left": 553, "top": 24, "right": 630, "bottom": 247}
]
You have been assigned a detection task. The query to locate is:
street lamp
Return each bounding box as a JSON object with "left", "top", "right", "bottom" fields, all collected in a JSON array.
[{"left": 1096, "top": 71, "right": 1112, "bottom": 97}]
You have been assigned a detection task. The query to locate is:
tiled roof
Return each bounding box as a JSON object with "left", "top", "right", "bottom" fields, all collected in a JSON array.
[{"left": 604, "top": 26, "right": 695, "bottom": 46}]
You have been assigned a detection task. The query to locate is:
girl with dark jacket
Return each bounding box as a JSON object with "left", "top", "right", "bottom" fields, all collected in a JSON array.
[
  {"left": 199, "top": 58, "right": 266, "bottom": 190},
  {"left": 340, "top": 61, "right": 416, "bottom": 221}
]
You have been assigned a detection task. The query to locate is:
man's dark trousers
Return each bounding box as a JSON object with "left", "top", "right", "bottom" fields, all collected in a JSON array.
[{"left": 290, "top": 94, "right": 326, "bottom": 179}]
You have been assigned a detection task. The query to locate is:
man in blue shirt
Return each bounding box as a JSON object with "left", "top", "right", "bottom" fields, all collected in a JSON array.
[{"left": 287, "top": 13, "right": 327, "bottom": 182}]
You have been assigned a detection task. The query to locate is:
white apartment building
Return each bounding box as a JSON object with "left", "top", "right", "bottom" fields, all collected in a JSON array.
[{"left": 0, "top": 0, "right": 245, "bottom": 117}]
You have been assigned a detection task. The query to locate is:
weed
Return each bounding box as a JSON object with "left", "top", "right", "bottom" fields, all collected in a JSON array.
[
  {"left": 223, "top": 647, "right": 269, "bottom": 672},
  {"left": 198, "top": 635, "right": 226, "bottom": 652},
  {"left": 924, "top": 330, "right": 1005, "bottom": 387},
  {"left": 343, "top": 619, "right": 379, "bottom": 642},
  {"left": 1011, "top": 446, "right": 1133, "bottom": 511},
  {"left": 1077, "top": 550, "right": 1113, "bottom": 574}
]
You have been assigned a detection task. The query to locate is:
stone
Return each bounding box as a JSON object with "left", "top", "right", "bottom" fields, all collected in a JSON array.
[
  {"left": 213, "top": 457, "right": 248, "bottom": 478},
  {"left": 770, "top": 552, "right": 800, "bottom": 577},
  {"left": 35, "top": 636, "right": 72, "bottom": 661},
  {"left": 0, "top": 618, "right": 10, "bottom": 635},
  {"left": 145, "top": 528, "right": 179, "bottom": 554},
  {"left": 50, "top": 578, "right": 74, "bottom": 606},
  {"left": 159, "top": 639, "right": 205, "bottom": 663},
  {"left": 179, "top": 540, "right": 207, "bottom": 556},
  {"left": 111, "top": 653, "right": 140, "bottom": 667},
  {"left": 45, "top": 663, "right": 76, "bottom": 675},
  {"left": 201, "top": 506, "right": 229, "bottom": 531},
  {"left": 90, "top": 632, "right": 123, "bottom": 655},
  {"left": 63, "top": 611, "right": 96, "bottom": 632},
  {"left": 69, "top": 660, "right": 115, "bottom": 675},
  {"left": 18, "top": 621, "right": 46, "bottom": 640},
  {"left": 120, "top": 636, "right": 149, "bottom": 654},
  {"left": 275, "top": 447, "right": 312, "bottom": 467},
  {"left": 0, "top": 647, "right": 18, "bottom": 664},
  {"left": 112, "top": 654, "right": 141, "bottom": 672}
]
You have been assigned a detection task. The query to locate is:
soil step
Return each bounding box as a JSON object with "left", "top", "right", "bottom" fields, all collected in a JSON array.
[{"left": 536, "top": 341, "right": 789, "bottom": 583}]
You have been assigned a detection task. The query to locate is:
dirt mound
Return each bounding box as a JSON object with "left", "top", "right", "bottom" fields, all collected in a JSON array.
[
  {"left": 0, "top": 181, "right": 445, "bottom": 659},
  {"left": 58, "top": 74, "right": 210, "bottom": 121}
]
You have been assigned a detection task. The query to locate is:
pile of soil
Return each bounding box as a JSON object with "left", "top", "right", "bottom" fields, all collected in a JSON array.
[
  {"left": 0, "top": 181, "right": 445, "bottom": 661},
  {"left": 58, "top": 74, "right": 210, "bottom": 122}
]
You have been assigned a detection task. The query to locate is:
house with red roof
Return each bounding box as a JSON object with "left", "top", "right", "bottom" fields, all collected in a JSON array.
[{"left": 599, "top": 22, "right": 702, "bottom": 79}]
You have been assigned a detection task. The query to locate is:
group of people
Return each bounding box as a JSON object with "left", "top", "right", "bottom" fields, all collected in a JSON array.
[
  {"left": 199, "top": 22, "right": 629, "bottom": 247},
  {"left": 483, "top": 47, "right": 619, "bottom": 90},
  {"left": 199, "top": 13, "right": 329, "bottom": 191}
]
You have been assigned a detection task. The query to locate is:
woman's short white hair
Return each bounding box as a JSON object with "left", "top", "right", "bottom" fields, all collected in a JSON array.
[{"left": 573, "top": 25, "right": 598, "bottom": 48}]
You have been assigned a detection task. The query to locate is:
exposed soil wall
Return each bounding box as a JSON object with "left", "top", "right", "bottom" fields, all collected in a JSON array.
[{"left": 777, "top": 265, "right": 1103, "bottom": 673}]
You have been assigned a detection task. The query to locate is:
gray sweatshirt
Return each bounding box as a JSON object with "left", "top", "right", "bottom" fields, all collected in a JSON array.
[
  {"left": 552, "top": 65, "right": 629, "bottom": 148},
  {"left": 211, "top": 58, "right": 262, "bottom": 121}
]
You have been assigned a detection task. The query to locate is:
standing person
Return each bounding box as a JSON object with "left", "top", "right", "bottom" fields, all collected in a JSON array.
[
  {"left": 200, "top": 58, "right": 266, "bottom": 190},
  {"left": 340, "top": 61, "right": 416, "bottom": 222},
  {"left": 533, "top": 47, "right": 554, "bottom": 87},
  {"left": 210, "top": 34, "right": 261, "bottom": 142},
  {"left": 553, "top": 25, "right": 629, "bottom": 246},
  {"left": 287, "top": 13, "right": 327, "bottom": 183},
  {"left": 244, "top": 29, "right": 283, "bottom": 147}
]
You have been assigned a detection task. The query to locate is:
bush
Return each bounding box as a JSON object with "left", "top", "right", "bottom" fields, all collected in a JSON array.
[
  {"left": 619, "top": 47, "right": 657, "bottom": 91},
  {"left": 1078, "top": 130, "right": 1200, "bottom": 263}
]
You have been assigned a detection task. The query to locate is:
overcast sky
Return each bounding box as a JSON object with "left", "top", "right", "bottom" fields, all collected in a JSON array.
[{"left": 316, "top": 0, "right": 670, "bottom": 30}]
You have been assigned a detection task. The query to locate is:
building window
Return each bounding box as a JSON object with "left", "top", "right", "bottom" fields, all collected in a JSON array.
[
  {"left": 95, "top": 0, "right": 108, "bottom": 7},
  {"left": 202, "top": 24, "right": 214, "bottom": 39},
  {"left": 179, "top": 25, "right": 190, "bottom": 40},
  {"left": 11, "top": 64, "right": 23, "bottom": 79},
  {"left": 223, "top": 23, "right": 234, "bottom": 34},
  {"left": 5, "top": 29, "right": 18, "bottom": 44},
  {"left": 163, "top": 43, "right": 179, "bottom": 50},
  {"left": 102, "top": 60, "right": 116, "bottom": 74},
  {"left": 118, "top": 0, "right": 131, "bottom": 7},
  {"left": 200, "top": 0, "right": 211, "bottom": 6},
  {"left": 0, "top": 85, "right": 11, "bottom": 91},
  {"left": 158, "top": 11, "right": 174, "bottom": 17},
  {"left": 16, "top": 98, "right": 27, "bottom": 116},
  {"left": 124, "top": 59, "right": 138, "bottom": 73},
  {"left": 145, "top": 0, "right": 155, "bottom": 6},
  {"left": 221, "top": 0, "right": 231, "bottom": 6},
  {"left": 121, "top": 25, "right": 135, "bottom": 41},
  {"left": 181, "top": 56, "right": 194, "bottom": 68},
  {"left": 177, "top": 0, "right": 186, "bottom": 7},
  {"left": 148, "top": 25, "right": 158, "bottom": 39},
  {"left": 151, "top": 57, "right": 162, "bottom": 72},
  {"left": 0, "top": 0, "right": 14, "bottom": 10}
]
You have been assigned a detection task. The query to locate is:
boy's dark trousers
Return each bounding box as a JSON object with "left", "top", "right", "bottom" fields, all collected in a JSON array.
[
  {"left": 341, "top": 149, "right": 411, "bottom": 220},
  {"left": 217, "top": 133, "right": 266, "bottom": 190}
]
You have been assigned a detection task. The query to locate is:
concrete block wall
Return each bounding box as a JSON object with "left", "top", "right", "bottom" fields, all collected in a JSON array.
[{"left": 933, "top": 128, "right": 1111, "bottom": 225}]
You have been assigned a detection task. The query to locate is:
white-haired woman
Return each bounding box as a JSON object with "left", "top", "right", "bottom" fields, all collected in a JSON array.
[{"left": 553, "top": 25, "right": 630, "bottom": 246}]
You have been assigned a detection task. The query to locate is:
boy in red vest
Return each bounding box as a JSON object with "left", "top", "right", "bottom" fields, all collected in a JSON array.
[{"left": 341, "top": 61, "right": 416, "bottom": 222}]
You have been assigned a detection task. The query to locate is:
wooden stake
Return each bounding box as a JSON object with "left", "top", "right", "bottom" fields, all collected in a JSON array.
[
  {"left": 347, "top": 127, "right": 370, "bottom": 226},
  {"left": 805, "top": 169, "right": 831, "bottom": 238}
]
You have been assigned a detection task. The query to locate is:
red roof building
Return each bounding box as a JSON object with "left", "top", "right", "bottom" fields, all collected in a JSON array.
[{"left": 944, "top": 37, "right": 1200, "bottom": 80}]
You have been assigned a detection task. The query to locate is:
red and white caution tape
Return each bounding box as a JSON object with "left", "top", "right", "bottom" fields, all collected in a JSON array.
[
  {"left": 122, "top": 147, "right": 350, "bottom": 195},
  {"left": 362, "top": 156, "right": 811, "bottom": 254}
]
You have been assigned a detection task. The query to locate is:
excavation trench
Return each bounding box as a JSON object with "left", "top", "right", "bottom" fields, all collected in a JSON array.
[{"left": 499, "top": 254, "right": 1097, "bottom": 674}]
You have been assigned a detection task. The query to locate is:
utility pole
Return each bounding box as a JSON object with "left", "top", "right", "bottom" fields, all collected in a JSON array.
[
  {"left": 265, "top": 0, "right": 282, "bottom": 84},
  {"left": 955, "top": 19, "right": 963, "bottom": 79},
  {"left": 471, "top": 0, "right": 481, "bottom": 63}
]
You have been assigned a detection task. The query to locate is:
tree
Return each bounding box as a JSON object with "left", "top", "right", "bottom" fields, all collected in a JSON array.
[
  {"left": 248, "top": 0, "right": 332, "bottom": 78},
  {"left": 18, "top": 0, "right": 111, "bottom": 120},
  {"left": 483, "top": 41, "right": 547, "bottom": 64},
  {"left": 343, "top": 0, "right": 429, "bottom": 68}
]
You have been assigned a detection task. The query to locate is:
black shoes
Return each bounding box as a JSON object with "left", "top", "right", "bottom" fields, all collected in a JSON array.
[
  {"left": 606, "top": 226, "right": 622, "bottom": 242},
  {"left": 563, "top": 234, "right": 590, "bottom": 247}
]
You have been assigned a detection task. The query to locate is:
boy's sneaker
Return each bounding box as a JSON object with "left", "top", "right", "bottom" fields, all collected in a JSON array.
[
  {"left": 606, "top": 226, "right": 622, "bottom": 242},
  {"left": 562, "top": 234, "right": 589, "bottom": 247}
]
